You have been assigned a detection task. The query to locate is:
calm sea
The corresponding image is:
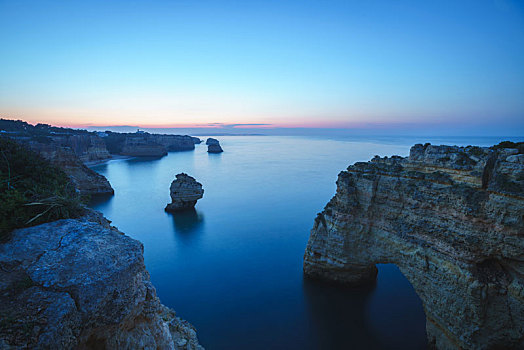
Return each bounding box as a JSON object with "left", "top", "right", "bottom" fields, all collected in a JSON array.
[{"left": 89, "top": 135, "right": 517, "bottom": 350}]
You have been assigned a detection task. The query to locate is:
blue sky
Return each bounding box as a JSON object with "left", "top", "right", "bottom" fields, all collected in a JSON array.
[{"left": 0, "top": 0, "right": 523, "bottom": 135}]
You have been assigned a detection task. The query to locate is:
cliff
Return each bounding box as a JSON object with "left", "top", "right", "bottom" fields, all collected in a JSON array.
[
  {"left": 29, "top": 141, "right": 114, "bottom": 195},
  {"left": 153, "top": 135, "right": 200, "bottom": 151},
  {"left": 120, "top": 135, "right": 168, "bottom": 157},
  {"left": 52, "top": 134, "right": 112, "bottom": 163},
  {"left": 0, "top": 211, "right": 203, "bottom": 349},
  {"left": 105, "top": 132, "right": 200, "bottom": 157},
  {"left": 304, "top": 143, "right": 524, "bottom": 349}
]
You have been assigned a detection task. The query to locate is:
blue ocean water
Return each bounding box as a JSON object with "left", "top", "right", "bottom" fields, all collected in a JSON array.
[{"left": 89, "top": 135, "right": 516, "bottom": 349}]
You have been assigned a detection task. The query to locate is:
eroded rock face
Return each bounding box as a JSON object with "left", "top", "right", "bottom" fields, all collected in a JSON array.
[
  {"left": 29, "top": 142, "right": 114, "bottom": 195},
  {"left": 0, "top": 214, "right": 203, "bottom": 349},
  {"left": 165, "top": 173, "right": 204, "bottom": 212},
  {"left": 120, "top": 136, "right": 168, "bottom": 157},
  {"left": 304, "top": 143, "right": 524, "bottom": 349},
  {"left": 52, "top": 134, "right": 112, "bottom": 163}
]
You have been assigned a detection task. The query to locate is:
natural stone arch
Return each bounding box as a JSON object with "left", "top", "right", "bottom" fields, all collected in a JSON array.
[{"left": 304, "top": 144, "right": 524, "bottom": 349}]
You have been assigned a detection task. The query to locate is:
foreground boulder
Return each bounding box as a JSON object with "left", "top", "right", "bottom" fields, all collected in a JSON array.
[
  {"left": 0, "top": 213, "right": 203, "bottom": 349},
  {"left": 165, "top": 173, "right": 204, "bottom": 212},
  {"left": 304, "top": 143, "right": 523, "bottom": 349}
]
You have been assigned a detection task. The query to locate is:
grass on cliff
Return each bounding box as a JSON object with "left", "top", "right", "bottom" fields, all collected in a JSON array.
[{"left": 0, "top": 137, "right": 85, "bottom": 240}]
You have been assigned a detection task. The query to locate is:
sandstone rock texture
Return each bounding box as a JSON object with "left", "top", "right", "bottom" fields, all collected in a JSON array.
[
  {"left": 0, "top": 214, "right": 203, "bottom": 349},
  {"left": 154, "top": 135, "right": 200, "bottom": 151},
  {"left": 165, "top": 174, "right": 204, "bottom": 212},
  {"left": 304, "top": 143, "right": 524, "bottom": 349},
  {"left": 52, "top": 134, "right": 112, "bottom": 163},
  {"left": 29, "top": 142, "right": 114, "bottom": 196},
  {"left": 105, "top": 133, "right": 200, "bottom": 156},
  {"left": 120, "top": 136, "right": 168, "bottom": 157}
]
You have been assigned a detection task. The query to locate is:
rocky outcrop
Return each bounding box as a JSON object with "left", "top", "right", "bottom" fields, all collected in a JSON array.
[
  {"left": 304, "top": 143, "right": 524, "bottom": 349},
  {"left": 165, "top": 174, "right": 204, "bottom": 212},
  {"left": 205, "top": 138, "right": 219, "bottom": 145},
  {"left": 207, "top": 144, "right": 223, "bottom": 153},
  {"left": 0, "top": 213, "right": 203, "bottom": 349},
  {"left": 206, "top": 138, "right": 223, "bottom": 153},
  {"left": 28, "top": 142, "right": 114, "bottom": 195}
]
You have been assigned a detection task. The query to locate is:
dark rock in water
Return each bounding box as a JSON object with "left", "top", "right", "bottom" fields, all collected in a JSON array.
[
  {"left": 205, "top": 138, "right": 219, "bottom": 145},
  {"left": 207, "top": 144, "right": 223, "bottom": 153},
  {"left": 165, "top": 173, "right": 204, "bottom": 212},
  {"left": 303, "top": 143, "right": 524, "bottom": 350},
  {"left": 206, "top": 137, "right": 223, "bottom": 152},
  {"left": 0, "top": 213, "right": 203, "bottom": 349}
]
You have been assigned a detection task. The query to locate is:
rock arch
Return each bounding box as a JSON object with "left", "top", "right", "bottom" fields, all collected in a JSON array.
[{"left": 304, "top": 144, "right": 524, "bottom": 349}]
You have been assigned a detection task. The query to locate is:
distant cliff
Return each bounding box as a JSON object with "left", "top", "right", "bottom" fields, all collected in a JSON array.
[
  {"left": 1, "top": 119, "right": 201, "bottom": 159},
  {"left": 105, "top": 132, "right": 200, "bottom": 157},
  {"left": 304, "top": 143, "right": 523, "bottom": 349},
  {"left": 0, "top": 211, "right": 203, "bottom": 349},
  {"left": 51, "top": 134, "right": 111, "bottom": 162},
  {"left": 0, "top": 119, "right": 204, "bottom": 194}
]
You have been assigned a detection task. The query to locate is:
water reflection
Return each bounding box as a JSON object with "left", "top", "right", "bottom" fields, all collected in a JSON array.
[
  {"left": 88, "top": 192, "right": 114, "bottom": 209},
  {"left": 302, "top": 277, "right": 380, "bottom": 349},
  {"left": 167, "top": 209, "right": 205, "bottom": 244}
]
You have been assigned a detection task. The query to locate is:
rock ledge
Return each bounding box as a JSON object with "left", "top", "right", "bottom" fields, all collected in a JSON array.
[{"left": 0, "top": 214, "right": 203, "bottom": 349}]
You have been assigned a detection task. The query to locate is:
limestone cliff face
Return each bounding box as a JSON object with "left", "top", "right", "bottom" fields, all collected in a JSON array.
[
  {"left": 106, "top": 133, "right": 200, "bottom": 157},
  {"left": 304, "top": 143, "right": 524, "bottom": 350},
  {"left": 29, "top": 142, "right": 114, "bottom": 195},
  {"left": 153, "top": 135, "right": 200, "bottom": 151},
  {"left": 0, "top": 212, "right": 203, "bottom": 349},
  {"left": 52, "top": 134, "right": 111, "bottom": 163},
  {"left": 120, "top": 136, "right": 168, "bottom": 157}
]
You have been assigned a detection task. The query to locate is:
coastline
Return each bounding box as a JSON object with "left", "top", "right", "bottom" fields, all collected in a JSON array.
[{"left": 84, "top": 154, "right": 135, "bottom": 168}]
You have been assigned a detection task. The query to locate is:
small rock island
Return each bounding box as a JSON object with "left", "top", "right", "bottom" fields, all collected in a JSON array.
[
  {"left": 165, "top": 173, "right": 204, "bottom": 212},
  {"left": 206, "top": 138, "right": 223, "bottom": 153}
]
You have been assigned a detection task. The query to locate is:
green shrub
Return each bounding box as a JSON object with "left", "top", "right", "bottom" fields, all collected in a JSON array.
[{"left": 0, "top": 137, "right": 84, "bottom": 240}]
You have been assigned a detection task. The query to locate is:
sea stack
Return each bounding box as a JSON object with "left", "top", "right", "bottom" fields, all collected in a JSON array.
[
  {"left": 206, "top": 138, "right": 223, "bottom": 153},
  {"left": 165, "top": 173, "right": 204, "bottom": 212}
]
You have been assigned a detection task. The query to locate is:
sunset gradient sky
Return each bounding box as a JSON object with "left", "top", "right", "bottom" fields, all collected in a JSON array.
[{"left": 1, "top": 0, "right": 523, "bottom": 134}]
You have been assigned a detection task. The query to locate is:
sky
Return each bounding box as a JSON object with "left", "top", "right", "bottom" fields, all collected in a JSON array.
[{"left": 1, "top": 0, "right": 523, "bottom": 135}]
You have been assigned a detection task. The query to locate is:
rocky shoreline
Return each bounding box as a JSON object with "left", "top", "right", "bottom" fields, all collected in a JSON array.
[
  {"left": 0, "top": 210, "right": 204, "bottom": 349},
  {"left": 304, "top": 143, "right": 523, "bottom": 349},
  {"left": 0, "top": 119, "right": 205, "bottom": 196}
]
